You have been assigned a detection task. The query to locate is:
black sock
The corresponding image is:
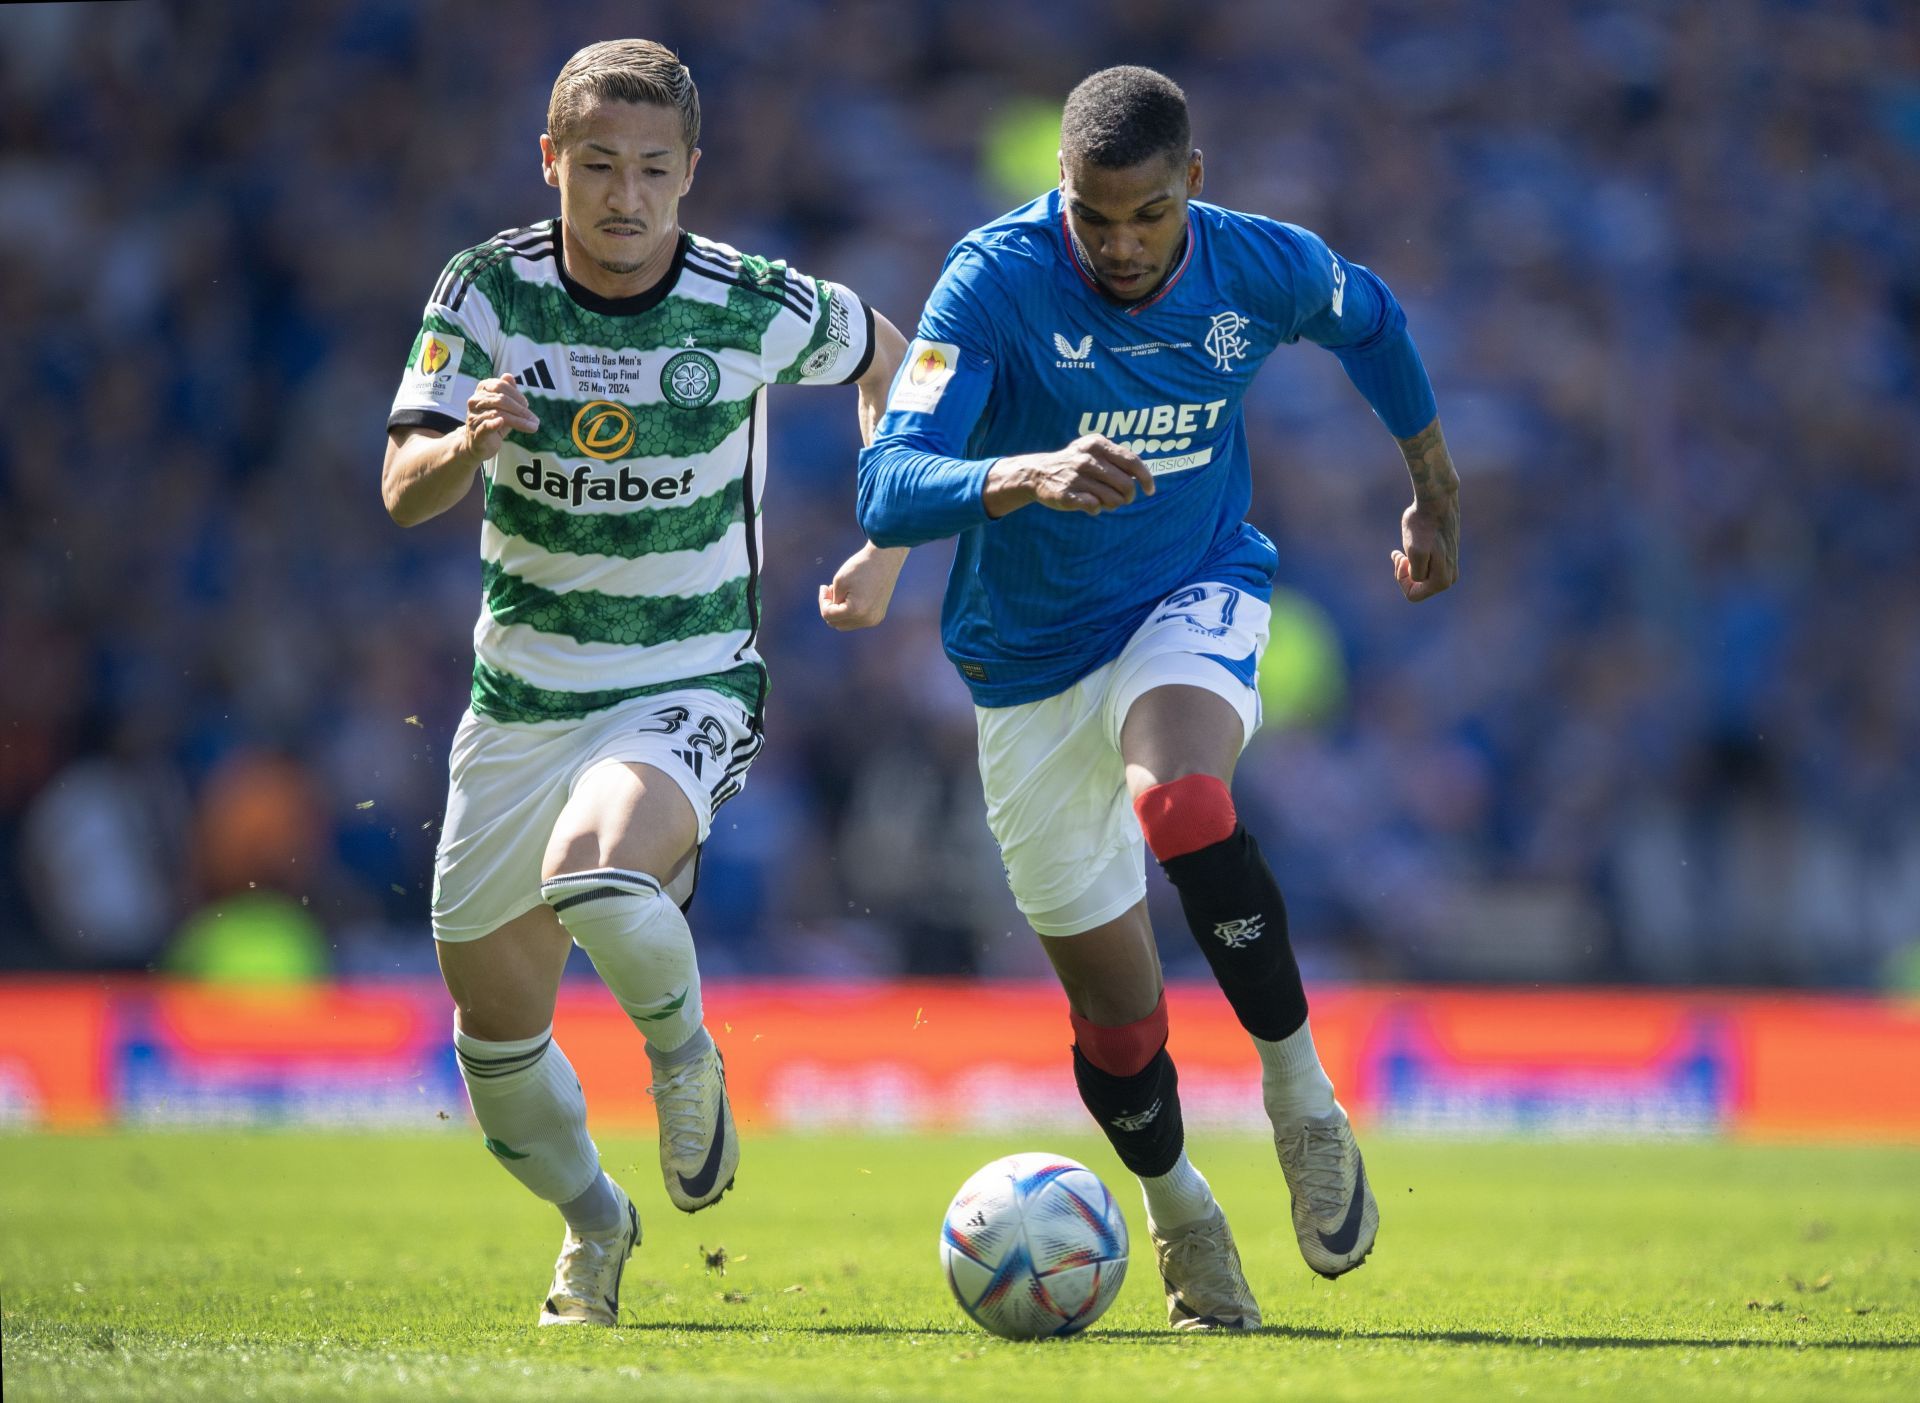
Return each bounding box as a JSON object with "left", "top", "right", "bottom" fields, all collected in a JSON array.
[
  {"left": 1160, "top": 826, "right": 1308, "bottom": 1041},
  {"left": 1071, "top": 1044, "right": 1185, "bottom": 1178}
]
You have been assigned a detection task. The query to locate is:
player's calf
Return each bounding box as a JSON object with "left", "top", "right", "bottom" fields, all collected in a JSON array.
[
  {"left": 541, "top": 867, "right": 705, "bottom": 1051},
  {"left": 1070, "top": 992, "right": 1262, "bottom": 1328},
  {"left": 541, "top": 868, "right": 737, "bottom": 1211},
  {"left": 1135, "top": 775, "right": 1336, "bottom": 1124}
]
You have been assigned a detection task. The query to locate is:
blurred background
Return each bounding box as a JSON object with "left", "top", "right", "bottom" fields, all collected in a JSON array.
[{"left": 2, "top": 0, "right": 1916, "bottom": 995}]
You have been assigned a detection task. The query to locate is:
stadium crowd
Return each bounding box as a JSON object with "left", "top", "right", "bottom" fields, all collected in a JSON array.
[{"left": 2, "top": 0, "right": 1915, "bottom": 988}]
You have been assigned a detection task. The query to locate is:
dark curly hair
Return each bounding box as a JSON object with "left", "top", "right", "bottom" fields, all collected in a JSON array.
[{"left": 1060, "top": 66, "right": 1190, "bottom": 170}]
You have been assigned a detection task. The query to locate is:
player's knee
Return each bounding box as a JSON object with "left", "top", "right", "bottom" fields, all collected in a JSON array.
[
  {"left": 540, "top": 867, "right": 663, "bottom": 917},
  {"left": 1133, "top": 773, "right": 1236, "bottom": 862},
  {"left": 1069, "top": 990, "right": 1169, "bottom": 1077}
]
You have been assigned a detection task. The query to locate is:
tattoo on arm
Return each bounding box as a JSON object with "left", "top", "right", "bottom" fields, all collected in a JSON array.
[
  {"left": 1395, "top": 418, "right": 1459, "bottom": 506},
  {"left": 1395, "top": 416, "right": 1460, "bottom": 575}
]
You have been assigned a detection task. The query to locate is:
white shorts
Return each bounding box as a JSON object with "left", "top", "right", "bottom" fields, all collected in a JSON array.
[
  {"left": 975, "top": 582, "right": 1270, "bottom": 937},
  {"left": 431, "top": 687, "right": 762, "bottom": 942}
]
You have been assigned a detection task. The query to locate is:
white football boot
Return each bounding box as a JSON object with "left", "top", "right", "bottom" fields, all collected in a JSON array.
[
  {"left": 1275, "top": 1101, "right": 1379, "bottom": 1278},
  {"left": 649, "top": 1039, "right": 738, "bottom": 1213},
  {"left": 1149, "top": 1203, "right": 1261, "bottom": 1331},
  {"left": 538, "top": 1181, "right": 640, "bottom": 1327}
]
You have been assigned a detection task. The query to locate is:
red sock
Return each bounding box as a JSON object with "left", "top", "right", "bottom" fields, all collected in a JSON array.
[
  {"left": 1134, "top": 775, "right": 1236, "bottom": 862},
  {"left": 1069, "top": 990, "right": 1168, "bottom": 1077}
]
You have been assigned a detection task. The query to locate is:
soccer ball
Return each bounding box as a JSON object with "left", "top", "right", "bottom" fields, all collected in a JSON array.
[{"left": 939, "top": 1152, "right": 1129, "bottom": 1340}]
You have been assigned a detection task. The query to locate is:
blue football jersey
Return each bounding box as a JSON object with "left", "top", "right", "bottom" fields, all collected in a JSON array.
[{"left": 858, "top": 190, "right": 1435, "bottom": 707}]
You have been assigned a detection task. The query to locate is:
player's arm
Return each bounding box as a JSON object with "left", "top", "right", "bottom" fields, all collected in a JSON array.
[
  {"left": 1390, "top": 415, "right": 1459, "bottom": 603},
  {"left": 382, "top": 374, "right": 538, "bottom": 526},
  {"left": 859, "top": 253, "right": 1155, "bottom": 545},
  {"left": 385, "top": 260, "right": 515, "bottom": 527},
  {"left": 1277, "top": 223, "right": 1459, "bottom": 602},
  {"left": 821, "top": 310, "right": 911, "bottom": 630},
  {"left": 980, "top": 436, "right": 1154, "bottom": 518}
]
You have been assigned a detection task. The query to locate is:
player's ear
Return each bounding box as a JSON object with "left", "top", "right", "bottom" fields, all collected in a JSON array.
[
  {"left": 1187, "top": 148, "right": 1204, "bottom": 199},
  {"left": 681, "top": 146, "right": 701, "bottom": 196},
  {"left": 1057, "top": 150, "right": 1067, "bottom": 190},
  {"left": 541, "top": 134, "right": 560, "bottom": 189}
]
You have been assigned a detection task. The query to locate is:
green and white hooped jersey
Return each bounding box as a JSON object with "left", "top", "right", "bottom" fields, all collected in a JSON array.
[{"left": 389, "top": 220, "right": 875, "bottom": 726}]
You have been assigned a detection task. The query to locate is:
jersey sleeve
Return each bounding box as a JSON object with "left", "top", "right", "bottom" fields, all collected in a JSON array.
[
  {"left": 1257, "top": 221, "right": 1438, "bottom": 438},
  {"left": 387, "top": 253, "right": 503, "bottom": 434},
  {"left": 760, "top": 274, "right": 877, "bottom": 387},
  {"left": 856, "top": 247, "right": 1003, "bottom": 547}
]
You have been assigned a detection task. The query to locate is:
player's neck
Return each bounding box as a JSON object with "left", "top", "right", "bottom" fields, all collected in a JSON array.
[
  {"left": 557, "top": 218, "right": 683, "bottom": 303},
  {"left": 1066, "top": 221, "right": 1189, "bottom": 309}
]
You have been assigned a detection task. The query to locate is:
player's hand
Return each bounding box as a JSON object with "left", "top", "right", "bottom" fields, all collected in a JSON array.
[
  {"left": 461, "top": 374, "right": 540, "bottom": 461},
  {"left": 1392, "top": 498, "right": 1460, "bottom": 603},
  {"left": 985, "top": 435, "right": 1156, "bottom": 518},
  {"left": 819, "top": 543, "right": 909, "bottom": 630}
]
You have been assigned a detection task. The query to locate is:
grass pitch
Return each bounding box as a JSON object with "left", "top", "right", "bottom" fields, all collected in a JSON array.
[{"left": 2, "top": 1131, "right": 1916, "bottom": 1401}]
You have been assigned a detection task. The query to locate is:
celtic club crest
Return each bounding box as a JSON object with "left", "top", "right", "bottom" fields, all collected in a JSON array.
[{"left": 661, "top": 350, "right": 720, "bottom": 408}]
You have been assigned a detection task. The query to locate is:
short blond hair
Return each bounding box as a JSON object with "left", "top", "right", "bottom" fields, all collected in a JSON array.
[{"left": 547, "top": 39, "right": 701, "bottom": 153}]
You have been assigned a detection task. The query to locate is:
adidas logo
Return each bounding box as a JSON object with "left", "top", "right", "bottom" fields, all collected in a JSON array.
[
  {"left": 1213, "top": 916, "right": 1264, "bottom": 948},
  {"left": 674, "top": 748, "right": 704, "bottom": 778},
  {"left": 1109, "top": 1098, "right": 1163, "bottom": 1133},
  {"left": 516, "top": 357, "right": 556, "bottom": 390}
]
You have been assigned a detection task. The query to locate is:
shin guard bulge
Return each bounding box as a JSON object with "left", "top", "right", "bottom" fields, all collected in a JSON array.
[
  {"left": 541, "top": 868, "right": 704, "bottom": 1053},
  {"left": 1136, "top": 775, "right": 1308, "bottom": 1041},
  {"left": 453, "top": 1025, "right": 602, "bottom": 1205},
  {"left": 1069, "top": 992, "right": 1186, "bottom": 1178}
]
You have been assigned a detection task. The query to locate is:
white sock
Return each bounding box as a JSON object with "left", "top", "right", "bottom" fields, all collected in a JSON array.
[
  {"left": 453, "top": 1024, "right": 604, "bottom": 1216},
  {"left": 1255, "top": 1019, "right": 1337, "bottom": 1127},
  {"left": 1139, "top": 1150, "right": 1215, "bottom": 1234},
  {"left": 542, "top": 868, "right": 704, "bottom": 1053},
  {"left": 557, "top": 1171, "right": 623, "bottom": 1236}
]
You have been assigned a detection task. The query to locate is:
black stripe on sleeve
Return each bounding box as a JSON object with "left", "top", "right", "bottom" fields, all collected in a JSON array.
[
  {"left": 387, "top": 408, "right": 462, "bottom": 434},
  {"left": 835, "top": 299, "right": 878, "bottom": 386}
]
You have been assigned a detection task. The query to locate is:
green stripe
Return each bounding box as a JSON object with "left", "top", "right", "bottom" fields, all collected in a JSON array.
[
  {"left": 490, "top": 269, "right": 785, "bottom": 356},
  {"left": 481, "top": 561, "right": 749, "bottom": 648},
  {"left": 407, "top": 320, "right": 494, "bottom": 381},
  {"left": 512, "top": 391, "right": 754, "bottom": 462},
  {"left": 484, "top": 477, "right": 745, "bottom": 560},
  {"left": 470, "top": 660, "right": 766, "bottom": 724}
]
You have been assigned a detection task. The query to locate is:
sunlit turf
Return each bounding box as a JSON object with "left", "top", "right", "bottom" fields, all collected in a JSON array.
[{"left": 2, "top": 1130, "right": 1917, "bottom": 1401}]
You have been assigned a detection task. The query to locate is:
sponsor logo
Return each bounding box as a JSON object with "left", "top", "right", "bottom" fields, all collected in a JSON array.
[
  {"left": 1330, "top": 257, "right": 1347, "bottom": 318},
  {"left": 571, "top": 401, "right": 636, "bottom": 460},
  {"left": 1109, "top": 1099, "right": 1163, "bottom": 1133},
  {"left": 1205, "top": 309, "right": 1251, "bottom": 372},
  {"left": 483, "top": 1136, "right": 529, "bottom": 1160},
  {"left": 674, "top": 1050, "right": 732, "bottom": 1202},
  {"left": 516, "top": 357, "right": 556, "bottom": 390},
  {"left": 1053, "top": 331, "right": 1094, "bottom": 369},
  {"left": 890, "top": 338, "right": 959, "bottom": 413},
  {"left": 405, "top": 330, "right": 465, "bottom": 403},
  {"left": 1314, "top": 1157, "right": 1370, "bottom": 1257},
  {"left": 1142, "top": 448, "right": 1213, "bottom": 475},
  {"left": 1078, "top": 400, "right": 1226, "bottom": 463},
  {"left": 1213, "top": 916, "right": 1265, "bottom": 948},
  {"left": 635, "top": 988, "right": 689, "bottom": 1023},
  {"left": 661, "top": 349, "right": 720, "bottom": 408},
  {"left": 515, "top": 458, "right": 695, "bottom": 505},
  {"left": 1078, "top": 401, "right": 1227, "bottom": 441}
]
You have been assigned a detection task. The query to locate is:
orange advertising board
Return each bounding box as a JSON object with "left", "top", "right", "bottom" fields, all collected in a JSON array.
[{"left": 0, "top": 979, "right": 1916, "bottom": 1141}]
